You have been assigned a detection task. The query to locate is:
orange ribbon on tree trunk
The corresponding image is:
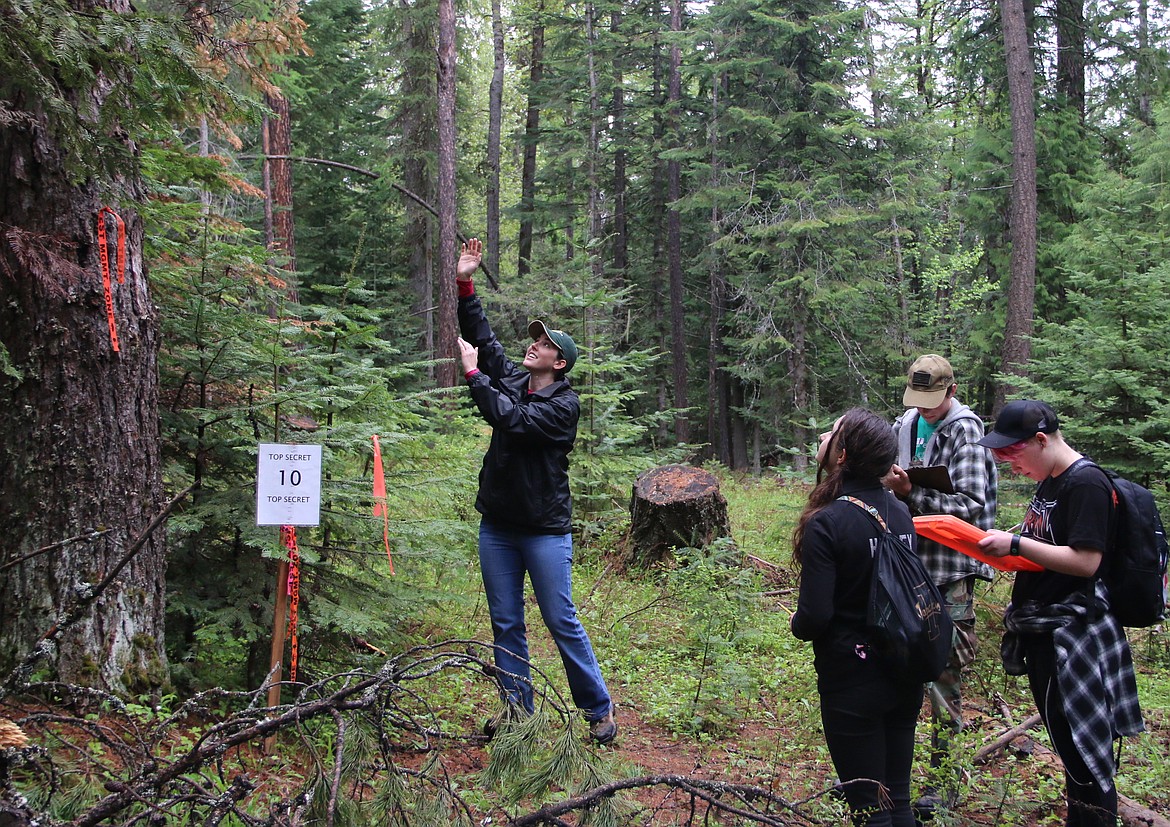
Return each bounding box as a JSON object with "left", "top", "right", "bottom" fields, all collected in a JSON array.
[{"left": 96, "top": 207, "right": 126, "bottom": 352}]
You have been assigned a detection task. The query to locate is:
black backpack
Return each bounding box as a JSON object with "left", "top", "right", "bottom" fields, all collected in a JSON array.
[
  {"left": 840, "top": 496, "right": 953, "bottom": 683},
  {"left": 1079, "top": 460, "right": 1169, "bottom": 628}
]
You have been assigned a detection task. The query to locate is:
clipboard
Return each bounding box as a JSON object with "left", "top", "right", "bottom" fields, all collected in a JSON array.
[
  {"left": 913, "top": 514, "right": 1043, "bottom": 572},
  {"left": 906, "top": 465, "right": 955, "bottom": 494}
]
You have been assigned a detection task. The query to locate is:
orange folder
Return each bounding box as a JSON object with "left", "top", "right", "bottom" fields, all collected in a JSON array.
[{"left": 913, "top": 514, "right": 1043, "bottom": 572}]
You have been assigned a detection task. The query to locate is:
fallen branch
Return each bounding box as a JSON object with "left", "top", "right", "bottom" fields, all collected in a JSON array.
[
  {"left": 979, "top": 710, "right": 1168, "bottom": 826},
  {"left": 973, "top": 713, "right": 1042, "bottom": 764},
  {"left": 508, "top": 773, "right": 822, "bottom": 826}
]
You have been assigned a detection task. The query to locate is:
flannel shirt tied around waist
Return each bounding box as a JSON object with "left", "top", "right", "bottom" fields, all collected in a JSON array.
[{"left": 1002, "top": 588, "right": 1145, "bottom": 792}]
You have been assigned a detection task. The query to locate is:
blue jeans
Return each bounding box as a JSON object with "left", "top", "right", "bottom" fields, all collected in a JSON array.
[{"left": 478, "top": 520, "right": 611, "bottom": 721}]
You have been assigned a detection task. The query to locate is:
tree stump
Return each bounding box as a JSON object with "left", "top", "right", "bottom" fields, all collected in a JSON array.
[{"left": 627, "top": 465, "right": 731, "bottom": 567}]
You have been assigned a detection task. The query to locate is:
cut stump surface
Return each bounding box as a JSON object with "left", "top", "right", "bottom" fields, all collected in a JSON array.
[{"left": 627, "top": 465, "right": 731, "bottom": 567}]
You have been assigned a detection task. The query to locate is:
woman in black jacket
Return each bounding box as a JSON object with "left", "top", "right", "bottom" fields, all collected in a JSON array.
[
  {"left": 454, "top": 238, "right": 615, "bottom": 745},
  {"left": 791, "top": 407, "right": 923, "bottom": 827}
]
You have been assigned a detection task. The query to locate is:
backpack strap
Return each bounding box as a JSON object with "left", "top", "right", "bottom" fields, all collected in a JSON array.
[
  {"left": 838, "top": 495, "right": 889, "bottom": 533},
  {"left": 1051, "top": 457, "right": 1116, "bottom": 601}
]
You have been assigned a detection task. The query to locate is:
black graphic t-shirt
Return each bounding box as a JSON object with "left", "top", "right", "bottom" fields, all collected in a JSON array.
[{"left": 1012, "top": 459, "right": 1114, "bottom": 607}]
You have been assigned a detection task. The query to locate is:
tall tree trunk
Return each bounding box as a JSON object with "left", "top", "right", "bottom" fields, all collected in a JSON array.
[
  {"left": 862, "top": 8, "right": 884, "bottom": 133},
  {"left": 0, "top": 0, "right": 166, "bottom": 691},
  {"left": 264, "top": 92, "right": 298, "bottom": 298},
  {"left": 585, "top": 0, "right": 603, "bottom": 285},
  {"left": 436, "top": 0, "right": 458, "bottom": 387},
  {"left": 610, "top": 11, "right": 628, "bottom": 287},
  {"left": 667, "top": 0, "right": 689, "bottom": 443},
  {"left": 260, "top": 80, "right": 300, "bottom": 716},
  {"left": 651, "top": 35, "right": 669, "bottom": 447},
  {"left": 730, "top": 378, "right": 748, "bottom": 471},
  {"left": 707, "top": 70, "right": 730, "bottom": 465},
  {"left": 487, "top": 0, "right": 505, "bottom": 279},
  {"left": 998, "top": 0, "right": 1038, "bottom": 407},
  {"left": 1055, "top": 0, "right": 1085, "bottom": 119},
  {"left": 914, "top": 0, "right": 936, "bottom": 107},
  {"left": 518, "top": 0, "right": 545, "bottom": 279},
  {"left": 401, "top": 0, "right": 437, "bottom": 376},
  {"left": 789, "top": 302, "right": 810, "bottom": 472},
  {"left": 1137, "top": 0, "right": 1153, "bottom": 126}
]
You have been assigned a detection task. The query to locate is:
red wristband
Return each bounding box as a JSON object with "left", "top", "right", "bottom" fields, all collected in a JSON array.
[
  {"left": 464, "top": 368, "right": 480, "bottom": 380},
  {"left": 457, "top": 278, "right": 475, "bottom": 298}
]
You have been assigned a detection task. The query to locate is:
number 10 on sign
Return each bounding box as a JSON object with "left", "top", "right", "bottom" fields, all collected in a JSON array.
[{"left": 256, "top": 443, "right": 322, "bottom": 526}]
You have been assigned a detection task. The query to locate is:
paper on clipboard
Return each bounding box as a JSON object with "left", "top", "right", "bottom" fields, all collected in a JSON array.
[
  {"left": 913, "top": 514, "right": 1044, "bottom": 572},
  {"left": 906, "top": 465, "right": 955, "bottom": 494}
]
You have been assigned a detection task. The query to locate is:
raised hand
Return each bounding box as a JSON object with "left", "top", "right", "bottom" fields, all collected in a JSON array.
[
  {"left": 456, "top": 336, "right": 479, "bottom": 374},
  {"left": 457, "top": 238, "right": 483, "bottom": 281}
]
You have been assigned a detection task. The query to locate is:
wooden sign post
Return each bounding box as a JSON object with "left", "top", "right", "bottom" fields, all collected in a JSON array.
[{"left": 256, "top": 443, "right": 322, "bottom": 753}]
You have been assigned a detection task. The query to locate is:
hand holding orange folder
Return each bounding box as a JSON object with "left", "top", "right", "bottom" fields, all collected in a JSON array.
[{"left": 913, "top": 514, "right": 1043, "bottom": 572}]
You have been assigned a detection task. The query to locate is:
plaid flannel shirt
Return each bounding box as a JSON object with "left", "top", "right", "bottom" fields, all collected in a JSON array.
[
  {"left": 1003, "top": 587, "right": 1145, "bottom": 792},
  {"left": 894, "top": 402, "right": 997, "bottom": 585}
]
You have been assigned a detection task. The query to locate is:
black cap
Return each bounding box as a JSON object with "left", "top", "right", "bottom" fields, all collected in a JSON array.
[{"left": 977, "top": 400, "right": 1060, "bottom": 449}]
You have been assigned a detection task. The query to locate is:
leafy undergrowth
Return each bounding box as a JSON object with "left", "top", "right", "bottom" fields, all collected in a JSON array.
[{"left": 2, "top": 471, "right": 1168, "bottom": 825}]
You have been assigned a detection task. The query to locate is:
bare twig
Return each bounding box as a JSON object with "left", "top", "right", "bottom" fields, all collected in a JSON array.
[
  {"left": 237, "top": 154, "right": 498, "bottom": 288},
  {"left": 0, "top": 529, "right": 113, "bottom": 573}
]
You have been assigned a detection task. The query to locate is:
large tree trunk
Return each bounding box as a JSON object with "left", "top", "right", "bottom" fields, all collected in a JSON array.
[
  {"left": 667, "top": 0, "right": 689, "bottom": 443},
  {"left": 517, "top": 1, "right": 544, "bottom": 279},
  {"left": 1054, "top": 0, "right": 1085, "bottom": 119},
  {"left": 707, "top": 71, "right": 730, "bottom": 466},
  {"left": 997, "top": 0, "right": 1038, "bottom": 408},
  {"left": 435, "top": 0, "right": 458, "bottom": 387},
  {"left": 1136, "top": 0, "right": 1153, "bottom": 126},
  {"left": 400, "top": 0, "right": 437, "bottom": 376},
  {"left": 610, "top": 10, "right": 628, "bottom": 288},
  {"left": 486, "top": 0, "right": 505, "bottom": 280},
  {"left": 0, "top": 2, "right": 166, "bottom": 691},
  {"left": 789, "top": 304, "right": 810, "bottom": 472},
  {"left": 264, "top": 92, "right": 298, "bottom": 292}
]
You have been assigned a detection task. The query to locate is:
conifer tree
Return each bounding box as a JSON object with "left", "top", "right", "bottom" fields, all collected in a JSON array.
[{"left": 0, "top": 0, "right": 214, "bottom": 690}]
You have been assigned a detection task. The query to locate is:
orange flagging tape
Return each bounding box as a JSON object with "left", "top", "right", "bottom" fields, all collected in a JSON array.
[
  {"left": 96, "top": 207, "right": 126, "bottom": 352},
  {"left": 372, "top": 435, "right": 395, "bottom": 575},
  {"left": 281, "top": 525, "right": 301, "bottom": 682}
]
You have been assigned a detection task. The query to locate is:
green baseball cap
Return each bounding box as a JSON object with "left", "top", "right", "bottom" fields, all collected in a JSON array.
[{"left": 528, "top": 320, "right": 578, "bottom": 373}]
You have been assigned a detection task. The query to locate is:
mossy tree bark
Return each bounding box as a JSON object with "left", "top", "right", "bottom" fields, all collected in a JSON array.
[{"left": 0, "top": 0, "right": 166, "bottom": 692}]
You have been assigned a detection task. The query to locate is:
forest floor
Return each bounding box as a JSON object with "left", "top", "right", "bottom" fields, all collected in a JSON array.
[
  {"left": 4, "top": 475, "right": 1167, "bottom": 826},
  {"left": 416, "top": 687, "right": 1168, "bottom": 826},
  {"left": 397, "top": 692, "right": 1146, "bottom": 827}
]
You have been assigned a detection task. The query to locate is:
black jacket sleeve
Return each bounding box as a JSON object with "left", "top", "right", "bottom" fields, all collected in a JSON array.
[
  {"left": 467, "top": 375, "right": 579, "bottom": 447},
  {"left": 458, "top": 292, "right": 520, "bottom": 381}
]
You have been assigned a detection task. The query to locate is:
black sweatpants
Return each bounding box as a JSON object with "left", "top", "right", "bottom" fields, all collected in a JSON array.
[{"left": 819, "top": 676, "right": 924, "bottom": 827}]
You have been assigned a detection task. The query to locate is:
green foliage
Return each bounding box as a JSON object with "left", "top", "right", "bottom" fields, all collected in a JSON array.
[
  {"left": 142, "top": 141, "right": 488, "bottom": 691},
  {"left": 0, "top": 0, "right": 258, "bottom": 183},
  {"left": 1019, "top": 103, "right": 1170, "bottom": 491}
]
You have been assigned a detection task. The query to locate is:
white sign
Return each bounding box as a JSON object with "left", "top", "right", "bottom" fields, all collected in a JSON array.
[{"left": 256, "top": 443, "right": 322, "bottom": 526}]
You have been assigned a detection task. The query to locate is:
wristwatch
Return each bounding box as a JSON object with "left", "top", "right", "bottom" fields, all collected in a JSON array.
[{"left": 1009, "top": 534, "right": 1022, "bottom": 556}]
